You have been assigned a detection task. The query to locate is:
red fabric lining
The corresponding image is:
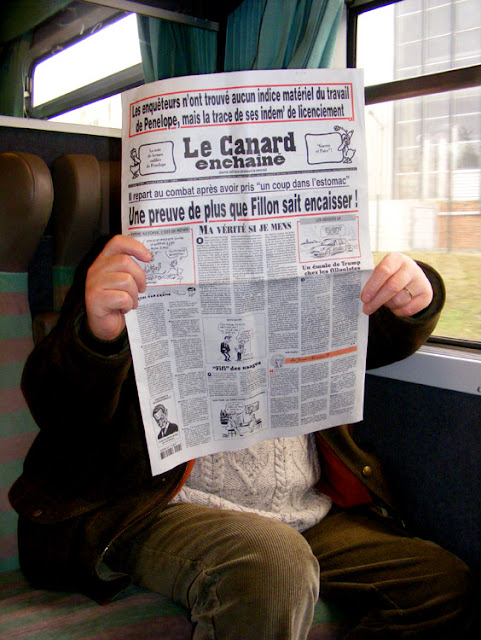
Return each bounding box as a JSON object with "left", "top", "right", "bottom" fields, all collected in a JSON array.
[{"left": 315, "top": 435, "right": 372, "bottom": 508}]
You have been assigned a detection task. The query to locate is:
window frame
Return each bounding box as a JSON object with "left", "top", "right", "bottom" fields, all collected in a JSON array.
[
  {"left": 347, "top": 0, "right": 481, "bottom": 350},
  {"left": 24, "top": 0, "right": 220, "bottom": 121}
]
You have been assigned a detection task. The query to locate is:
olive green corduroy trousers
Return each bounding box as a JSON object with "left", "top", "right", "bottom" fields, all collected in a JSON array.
[{"left": 106, "top": 503, "right": 473, "bottom": 639}]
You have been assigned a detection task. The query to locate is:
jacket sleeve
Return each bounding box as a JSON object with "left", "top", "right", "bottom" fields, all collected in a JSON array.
[
  {"left": 366, "top": 262, "right": 445, "bottom": 370},
  {"left": 21, "top": 236, "right": 132, "bottom": 436}
]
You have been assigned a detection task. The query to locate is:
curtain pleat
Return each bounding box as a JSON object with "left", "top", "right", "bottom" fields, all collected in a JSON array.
[
  {"left": 223, "top": 0, "right": 269, "bottom": 72},
  {"left": 226, "top": 0, "right": 344, "bottom": 72},
  {"left": 137, "top": 16, "right": 217, "bottom": 84}
]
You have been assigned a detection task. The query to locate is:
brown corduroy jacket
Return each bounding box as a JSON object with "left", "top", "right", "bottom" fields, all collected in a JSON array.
[{"left": 9, "top": 238, "right": 445, "bottom": 603}]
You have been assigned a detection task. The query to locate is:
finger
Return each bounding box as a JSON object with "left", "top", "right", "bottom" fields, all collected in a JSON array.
[
  {"left": 361, "top": 253, "right": 406, "bottom": 305},
  {"left": 87, "top": 271, "right": 143, "bottom": 310},
  {"left": 86, "top": 294, "right": 129, "bottom": 342},
  {"left": 94, "top": 288, "right": 138, "bottom": 316},
  {"left": 100, "top": 234, "right": 152, "bottom": 263},
  {"left": 362, "top": 268, "right": 412, "bottom": 314},
  {"left": 88, "top": 252, "right": 148, "bottom": 294},
  {"left": 385, "top": 285, "right": 433, "bottom": 317},
  {"left": 384, "top": 285, "right": 415, "bottom": 311},
  {"left": 85, "top": 279, "right": 140, "bottom": 341}
]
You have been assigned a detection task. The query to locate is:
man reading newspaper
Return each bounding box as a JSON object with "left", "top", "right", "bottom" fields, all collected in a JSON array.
[{"left": 10, "top": 234, "right": 474, "bottom": 639}]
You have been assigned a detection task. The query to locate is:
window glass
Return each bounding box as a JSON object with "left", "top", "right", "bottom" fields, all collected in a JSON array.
[
  {"left": 32, "top": 13, "right": 141, "bottom": 113},
  {"left": 397, "top": 41, "right": 422, "bottom": 74},
  {"left": 357, "top": 4, "right": 396, "bottom": 85},
  {"left": 425, "top": 4, "right": 451, "bottom": 39},
  {"left": 455, "top": 0, "right": 480, "bottom": 31},
  {"left": 50, "top": 94, "right": 122, "bottom": 129},
  {"left": 397, "top": 11, "right": 423, "bottom": 42},
  {"left": 425, "top": 35, "right": 451, "bottom": 71},
  {"left": 454, "top": 28, "right": 481, "bottom": 66},
  {"left": 398, "top": 0, "right": 420, "bottom": 15},
  {"left": 359, "top": 1, "right": 481, "bottom": 342},
  {"left": 358, "top": 0, "right": 481, "bottom": 84}
]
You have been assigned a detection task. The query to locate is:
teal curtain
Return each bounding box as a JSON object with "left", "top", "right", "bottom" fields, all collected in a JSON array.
[
  {"left": 0, "top": 0, "right": 72, "bottom": 117},
  {"left": 137, "top": 17, "right": 217, "bottom": 84},
  {"left": 137, "top": 0, "right": 343, "bottom": 83},
  {"left": 225, "top": 0, "right": 344, "bottom": 71}
]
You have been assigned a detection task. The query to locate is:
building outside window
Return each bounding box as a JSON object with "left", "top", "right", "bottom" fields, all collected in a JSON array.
[{"left": 358, "top": 0, "right": 480, "bottom": 342}]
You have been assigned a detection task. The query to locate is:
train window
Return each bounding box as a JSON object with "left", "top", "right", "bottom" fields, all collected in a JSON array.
[
  {"left": 28, "top": 12, "right": 142, "bottom": 127},
  {"left": 49, "top": 93, "right": 123, "bottom": 128},
  {"left": 352, "top": 0, "right": 481, "bottom": 345},
  {"left": 25, "top": 2, "right": 219, "bottom": 127}
]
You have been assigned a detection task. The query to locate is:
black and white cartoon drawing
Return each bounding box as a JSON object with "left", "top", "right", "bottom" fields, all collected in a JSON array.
[
  {"left": 147, "top": 253, "right": 185, "bottom": 284},
  {"left": 310, "top": 236, "right": 354, "bottom": 258},
  {"left": 220, "top": 336, "right": 232, "bottom": 361},
  {"left": 130, "top": 148, "right": 141, "bottom": 178},
  {"left": 235, "top": 340, "right": 245, "bottom": 361},
  {"left": 219, "top": 400, "right": 262, "bottom": 438},
  {"left": 305, "top": 127, "right": 357, "bottom": 165},
  {"left": 163, "top": 257, "right": 183, "bottom": 283},
  {"left": 129, "top": 142, "right": 176, "bottom": 178},
  {"left": 334, "top": 125, "right": 356, "bottom": 163},
  {"left": 153, "top": 403, "right": 179, "bottom": 439},
  {"left": 204, "top": 315, "right": 265, "bottom": 365},
  {"left": 271, "top": 354, "right": 285, "bottom": 369},
  {"left": 298, "top": 216, "right": 360, "bottom": 263},
  {"left": 138, "top": 231, "right": 194, "bottom": 286}
]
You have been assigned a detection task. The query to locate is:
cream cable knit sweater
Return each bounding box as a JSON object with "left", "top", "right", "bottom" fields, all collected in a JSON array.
[{"left": 172, "top": 433, "right": 332, "bottom": 532}]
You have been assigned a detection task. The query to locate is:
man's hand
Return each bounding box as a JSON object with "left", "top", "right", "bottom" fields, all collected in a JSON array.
[
  {"left": 85, "top": 235, "right": 151, "bottom": 341},
  {"left": 361, "top": 253, "right": 433, "bottom": 317}
]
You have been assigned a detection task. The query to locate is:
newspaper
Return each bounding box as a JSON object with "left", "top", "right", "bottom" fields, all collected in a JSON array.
[{"left": 121, "top": 68, "right": 373, "bottom": 476}]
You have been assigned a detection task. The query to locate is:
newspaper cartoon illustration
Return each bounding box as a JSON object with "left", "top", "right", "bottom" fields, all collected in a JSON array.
[
  {"left": 335, "top": 126, "right": 356, "bottom": 163},
  {"left": 145, "top": 250, "right": 186, "bottom": 284},
  {"left": 271, "top": 354, "right": 285, "bottom": 369},
  {"left": 305, "top": 126, "right": 357, "bottom": 165},
  {"left": 219, "top": 400, "right": 262, "bottom": 438},
  {"left": 220, "top": 336, "right": 231, "bottom": 361},
  {"left": 299, "top": 215, "right": 360, "bottom": 262},
  {"left": 129, "top": 142, "right": 176, "bottom": 178},
  {"left": 152, "top": 403, "right": 179, "bottom": 440},
  {"left": 206, "top": 316, "right": 264, "bottom": 365},
  {"left": 235, "top": 340, "right": 245, "bottom": 361},
  {"left": 130, "top": 148, "right": 141, "bottom": 178},
  {"left": 137, "top": 231, "right": 193, "bottom": 286}
]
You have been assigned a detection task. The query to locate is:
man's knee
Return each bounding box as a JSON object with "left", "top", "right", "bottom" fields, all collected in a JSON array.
[
  {"left": 212, "top": 514, "right": 320, "bottom": 600},
  {"left": 191, "top": 514, "right": 320, "bottom": 638}
]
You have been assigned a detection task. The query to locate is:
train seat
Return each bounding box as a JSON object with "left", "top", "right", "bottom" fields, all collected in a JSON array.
[
  {"left": 0, "top": 152, "right": 53, "bottom": 573},
  {"left": 51, "top": 154, "right": 104, "bottom": 311},
  {"left": 32, "top": 154, "right": 121, "bottom": 342}
]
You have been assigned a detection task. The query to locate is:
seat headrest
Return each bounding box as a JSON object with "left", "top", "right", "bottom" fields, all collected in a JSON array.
[
  {"left": 52, "top": 154, "right": 103, "bottom": 267},
  {"left": 99, "top": 160, "right": 121, "bottom": 236},
  {"left": 0, "top": 152, "right": 53, "bottom": 272}
]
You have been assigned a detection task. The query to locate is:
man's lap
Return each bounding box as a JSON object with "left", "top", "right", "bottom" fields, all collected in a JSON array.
[{"left": 106, "top": 502, "right": 474, "bottom": 639}]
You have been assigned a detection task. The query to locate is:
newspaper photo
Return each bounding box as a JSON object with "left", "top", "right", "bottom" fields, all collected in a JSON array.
[{"left": 121, "top": 68, "right": 373, "bottom": 476}]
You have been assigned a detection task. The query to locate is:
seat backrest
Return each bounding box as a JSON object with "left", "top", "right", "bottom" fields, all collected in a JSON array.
[
  {"left": 51, "top": 154, "right": 120, "bottom": 310},
  {"left": 0, "top": 152, "right": 53, "bottom": 573},
  {"left": 0, "top": 152, "right": 53, "bottom": 273}
]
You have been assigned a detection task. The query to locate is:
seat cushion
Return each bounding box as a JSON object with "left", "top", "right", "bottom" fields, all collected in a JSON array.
[{"left": 0, "top": 569, "right": 352, "bottom": 638}]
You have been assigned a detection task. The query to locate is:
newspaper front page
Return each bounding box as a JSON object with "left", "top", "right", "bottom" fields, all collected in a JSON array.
[{"left": 121, "top": 68, "right": 373, "bottom": 476}]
